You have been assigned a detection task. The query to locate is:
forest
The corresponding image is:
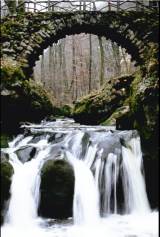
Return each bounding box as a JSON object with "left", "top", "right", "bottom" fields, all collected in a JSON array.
[{"left": 34, "top": 34, "right": 135, "bottom": 105}]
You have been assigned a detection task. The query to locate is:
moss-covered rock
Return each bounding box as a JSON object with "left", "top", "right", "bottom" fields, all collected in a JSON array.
[
  {"left": 72, "top": 74, "right": 134, "bottom": 125},
  {"left": 114, "top": 45, "right": 158, "bottom": 207},
  {"left": 38, "top": 159, "right": 75, "bottom": 219},
  {"left": 58, "top": 104, "right": 73, "bottom": 117},
  {"left": 1, "top": 75, "right": 55, "bottom": 133},
  {"left": 1, "top": 154, "right": 14, "bottom": 225},
  {"left": 0, "top": 58, "right": 59, "bottom": 133},
  {"left": 101, "top": 106, "right": 130, "bottom": 126},
  {"left": 117, "top": 69, "right": 159, "bottom": 159},
  {"left": 0, "top": 134, "right": 11, "bottom": 148},
  {"left": 21, "top": 79, "right": 54, "bottom": 115}
]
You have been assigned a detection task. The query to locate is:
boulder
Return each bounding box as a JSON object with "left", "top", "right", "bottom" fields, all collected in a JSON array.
[
  {"left": 1, "top": 156, "right": 14, "bottom": 225},
  {"left": 16, "top": 146, "right": 36, "bottom": 163},
  {"left": 39, "top": 159, "right": 75, "bottom": 219}
]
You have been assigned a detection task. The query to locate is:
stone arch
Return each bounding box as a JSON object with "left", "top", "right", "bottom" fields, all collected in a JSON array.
[{"left": 2, "top": 10, "right": 158, "bottom": 78}]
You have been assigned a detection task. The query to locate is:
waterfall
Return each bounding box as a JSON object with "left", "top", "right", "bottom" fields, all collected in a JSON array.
[
  {"left": 1, "top": 119, "right": 158, "bottom": 237},
  {"left": 121, "top": 138, "right": 150, "bottom": 214},
  {"left": 104, "top": 153, "right": 119, "bottom": 214},
  {"left": 4, "top": 137, "right": 51, "bottom": 228},
  {"left": 66, "top": 151, "right": 100, "bottom": 225}
]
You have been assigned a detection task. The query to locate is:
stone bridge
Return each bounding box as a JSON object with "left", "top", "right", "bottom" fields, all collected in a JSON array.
[{"left": 1, "top": 10, "right": 159, "bottom": 78}]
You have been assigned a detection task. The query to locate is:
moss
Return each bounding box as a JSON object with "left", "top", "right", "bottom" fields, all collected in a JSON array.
[
  {"left": 1, "top": 76, "right": 55, "bottom": 133},
  {"left": 0, "top": 134, "right": 11, "bottom": 148},
  {"left": 117, "top": 66, "right": 158, "bottom": 159},
  {"left": 1, "top": 60, "right": 55, "bottom": 132},
  {"left": 73, "top": 74, "right": 134, "bottom": 125},
  {"left": 74, "top": 102, "right": 89, "bottom": 115},
  {"left": 39, "top": 159, "right": 74, "bottom": 219},
  {"left": 53, "top": 104, "right": 73, "bottom": 117},
  {"left": 1, "top": 19, "right": 25, "bottom": 44},
  {"left": 21, "top": 79, "right": 54, "bottom": 114},
  {"left": 128, "top": 71, "right": 142, "bottom": 113},
  {"left": 1, "top": 59, "right": 25, "bottom": 87},
  {"left": 101, "top": 106, "right": 130, "bottom": 126},
  {"left": 1, "top": 159, "right": 14, "bottom": 224}
]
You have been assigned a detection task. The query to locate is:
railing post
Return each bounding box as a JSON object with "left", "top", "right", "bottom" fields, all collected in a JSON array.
[
  {"left": 93, "top": 1, "right": 96, "bottom": 11},
  {"left": 17, "top": 0, "right": 25, "bottom": 14},
  {"left": 83, "top": 1, "right": 86, "bottom": 11},
  {"left": 136, "top": 0, "right": 146, "bottom": 11},
  {"left": 26, "top": 2, "right": 28, "bottom": 12},
  {"left": 117, "top": 0, "right": 120, "bottom": 11},
  {"left": 48, "top": 0, "right": 51, "bottom": 12},
  {"left": 90, "top": 1, "right": 92, "bottom": 11},
  {"left": 34, "top": 1, "right": 36, "bottom": 13},
  {"left": 79, "top": 1, "right": 82, "bottom": 11},
  {"left": 108, "top": 0, "right": 111, "bottom": 11},
  {"left": 136, "top": 0, "right": 140, "bottom": 11}
]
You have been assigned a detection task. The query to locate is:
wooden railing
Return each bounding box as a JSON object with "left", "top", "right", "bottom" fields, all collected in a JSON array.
[{"left": 1, "top": 0, "right": 159, "bottom": 18}]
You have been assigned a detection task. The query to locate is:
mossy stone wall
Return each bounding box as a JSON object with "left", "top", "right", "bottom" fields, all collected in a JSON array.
[{"left": 1, "top": 10, "right": 158, "bottom": 78}]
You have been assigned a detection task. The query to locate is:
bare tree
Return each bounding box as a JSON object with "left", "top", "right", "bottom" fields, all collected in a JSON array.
[
  {"left": 98, "top": 36, "right": 105, "bottom": 86},
  {"left": 88, "top": 34, "right": 93, "bottom": 93},
  {"left": 111, "top": 42, "right": 121, "bottom": 77}
]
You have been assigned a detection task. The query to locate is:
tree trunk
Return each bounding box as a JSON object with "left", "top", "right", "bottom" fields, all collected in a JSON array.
[
  {"left": 98, "top": 36, "right": 105, "bottom": 87},
  {"left": 88, "top": 34, "right": 92, "bottom": 93},
  {"left": 70, "top": 36, "right": 77, "bottom": 101},
  {"left": 111, "top": 42, "right": 121, "bottom": 77},
  {"left": 41, "top": 53, "right": 45, "bottom": 85},
  {"left": 121, "top": 48, "right": 130, "bottom": 74},
  {"left": 61, "top": 39, "right": 69, "bottom": 103},
  {"left": 49, "top": 46, "right": 53, "bottom": 89}
]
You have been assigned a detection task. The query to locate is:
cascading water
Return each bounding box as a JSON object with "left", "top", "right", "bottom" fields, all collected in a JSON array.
[
  {"left": 66, "top": 151, "right": 100, "bottom": 226},
  {"left": 104, "top": 153, "right": 119, "bottom": 214},
  {"left": 1, "top": 119, "right": 158, "bottom": 237},
  {"left": 121, "top": 140, "right": 150, "bottom": 214}
]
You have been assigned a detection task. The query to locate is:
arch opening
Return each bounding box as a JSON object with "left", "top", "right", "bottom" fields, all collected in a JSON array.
[{"left": 33, "top": 33, "right": 137, "bottom": 106}]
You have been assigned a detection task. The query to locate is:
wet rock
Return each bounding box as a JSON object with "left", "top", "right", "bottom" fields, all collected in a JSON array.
[
  {"left": 0, "top": 151, "right": 9, "bottom": 162},
  {"left": 30, "top": 134, "right": 48, "bottom": 143},
  {"left": 48, "top": 133, "right": 66, "bottom": 144},
  {"left": 102, "top": 106, "right": 130, "bottom": 126},
  {"left": 16, "top": 146, "right": 36, "bottom": 163},
  {"left": 80, "top": 132, "right": 90, "bottom": 157},
  {"left": 39, "top": 159, "right": 75, "bottom": 219},
  {"left": 143, "top": 155, "right": 159, "bottom": 209}
]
